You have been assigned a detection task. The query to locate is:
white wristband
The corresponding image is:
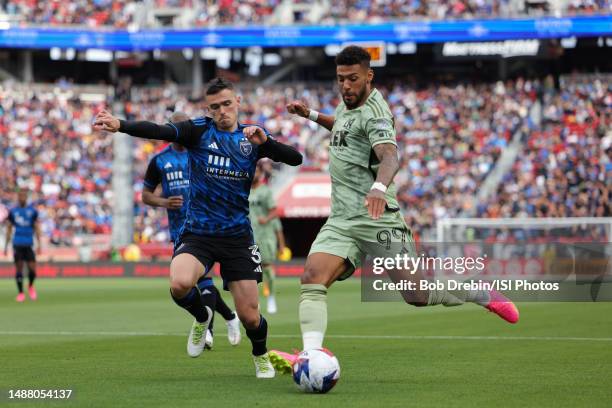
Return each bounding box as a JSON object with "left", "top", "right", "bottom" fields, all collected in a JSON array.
[
  {"left": 308, "top": 110, "right": 319, "bottom": 122},
  {"left": 371, "top": 182, "right": 387, "bottom": 193}
]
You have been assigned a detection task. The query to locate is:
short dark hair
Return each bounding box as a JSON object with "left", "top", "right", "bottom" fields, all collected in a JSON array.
[
  {"left": 335, "top": 46, "right": 371, "bottom": 68},
  {"left": 205, "top": 77, "right": 235, "bottom": 96}
]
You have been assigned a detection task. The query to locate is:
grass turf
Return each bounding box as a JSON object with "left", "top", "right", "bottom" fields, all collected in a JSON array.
[{"left": 1, "top": 277, "right": 611, "bottom": 407}]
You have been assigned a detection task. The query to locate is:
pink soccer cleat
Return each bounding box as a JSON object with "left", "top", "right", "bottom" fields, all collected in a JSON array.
[
  {"left": 28, "top": 285, "right": 37, "bottom": 301},
  {"left": 485, "top": 290, "right": 519, "bottom": 324},
  {"left": 16, "top": 293, "right": 26, "bottom": 302},
  {"left": 269, "top": 350, "right": 298, "bottom": 374}
]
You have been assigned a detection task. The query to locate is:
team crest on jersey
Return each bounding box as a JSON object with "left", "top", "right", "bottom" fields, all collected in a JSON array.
[
  {"left": 239, "top": 139, "right": 253, "bottom": 157},
  {"left": 343, "top": 118, "right": 356, "bottom": 130}
]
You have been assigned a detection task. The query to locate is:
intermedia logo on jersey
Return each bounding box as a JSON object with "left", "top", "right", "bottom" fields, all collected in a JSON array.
[
  {"left": 165, "top": 170, "right": 189, "bottom": 189},
  {"left": 165, "top": 170, "right": 184, "bottom": 181},
  {"left": 205, "top": 152, "right": 250, "bottom": 180},
  {"left": 208, "top": 154, "right": 231, "bottom": 168}
]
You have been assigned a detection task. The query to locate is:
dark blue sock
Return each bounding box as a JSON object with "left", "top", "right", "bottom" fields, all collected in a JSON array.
[
  {"left": 211, "top": 285, "right": 235, "bottom": 321},
  {"left": 27, "top": 265, "right": 36, "bottom": 286},
  {"left": 245, "top": 315, "right": 268, "bottom": 356},
  {"left": 199, "top": 281, "right": 217, "bottom": 332},
  {"left": 171, "top": 287, "right": 209, "bottom": 323},
  {"left": 15, "top": 272, "right": 23, "bottom": 293}
]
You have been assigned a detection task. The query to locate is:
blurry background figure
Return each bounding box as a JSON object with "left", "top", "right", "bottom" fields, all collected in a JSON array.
[
  {"left": 250, "top": 163, "right": 283, "bottom": 314},
  {"left": 4, "top": 189, "right": 42, "bottom": 302}
]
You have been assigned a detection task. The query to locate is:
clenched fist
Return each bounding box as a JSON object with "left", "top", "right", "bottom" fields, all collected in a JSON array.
[
  {"left": 286, "top": 101, "right": 310, "bottom": 118},
  {"left": 243, "top": 126, "right": 268, "bottom": 145},
  {"left": 93, "top": 110, "right": 121, "bottom": 133}
]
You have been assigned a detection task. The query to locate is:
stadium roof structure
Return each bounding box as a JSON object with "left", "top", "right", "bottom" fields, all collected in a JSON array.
[{"left": 1, "top": 15, "right": 611, "bottom": 50}]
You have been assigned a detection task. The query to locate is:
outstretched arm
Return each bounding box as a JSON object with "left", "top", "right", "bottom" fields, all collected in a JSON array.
[
  {"left": 93, "top": 110, "right": 203, "bottom": 148},
  {"left": 287, "top": 101, "right": 334, "bottom": 132}
]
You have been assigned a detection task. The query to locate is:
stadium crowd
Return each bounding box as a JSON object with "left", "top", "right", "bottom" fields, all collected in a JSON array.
[
  {"left": 0, "top": 76, "right": 609, "bottom": 246},
  {"left": 392, "top": 79, "right": 538, "bottom": 240},
  {"left": 1, "top": 0, "right": 610, "bottom": 27},
  {"left": 478, "top": 76, "right": 611, "bottom": 221},
  {"left": 0, "top": 84, "right": 113, "bottom": 245},
  {"left": 0, "top": 0, "right": 138, "bottom": 27}
]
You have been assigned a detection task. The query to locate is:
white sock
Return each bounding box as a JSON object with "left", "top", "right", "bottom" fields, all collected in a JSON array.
[{"left": 302, "top": 331, "right": 324, "bottom": 350}]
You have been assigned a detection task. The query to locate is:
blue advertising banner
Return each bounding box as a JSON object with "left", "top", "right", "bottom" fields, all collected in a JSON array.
[{"left": 0, "top": 16, "right": 610, "bottom": 50}]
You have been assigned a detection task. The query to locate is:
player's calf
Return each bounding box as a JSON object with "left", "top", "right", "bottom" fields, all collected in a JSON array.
[{"left": 299, "top": 253, "right": 346, "bottom": 350}]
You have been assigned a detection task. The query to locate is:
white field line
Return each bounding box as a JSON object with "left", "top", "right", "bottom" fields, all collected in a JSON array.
[{"left": 0, "top": 331, "right": 611, "bottom": 342}]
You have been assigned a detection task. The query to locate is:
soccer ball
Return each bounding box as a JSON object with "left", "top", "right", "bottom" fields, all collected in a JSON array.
[{"left": 292, "top": 348, "right": 340, "bottom": 393}]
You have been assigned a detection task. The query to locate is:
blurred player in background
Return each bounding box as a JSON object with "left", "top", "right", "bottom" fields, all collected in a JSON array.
[
  {"left": 94, "top": 77, "right": 302, "bottom": 378},
  {"left": 271, "top": 45, "right": 519, "bottom": 372},
  {"left": 142, "top": 111, "right": 241, "bottom": 350},
  {"left": 4, "top": 189, "right": 42, "bottom": 302},
  {"left": 249, "top": 163, "right": 279, "bottom": 314},
  {"left": 272, "top": 218, "right": 290, "bottom": 262}
]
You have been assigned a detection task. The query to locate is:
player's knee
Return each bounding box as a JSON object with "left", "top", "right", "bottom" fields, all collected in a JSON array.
[
  {"left": 237, "top": 307, "right": 259, "bottom": 329},
  {"left": 169, "top": 276, "right": 194, "bottom": 297},
  {"left": 301, "top": 264, "right": 324, "bottom": 285}
]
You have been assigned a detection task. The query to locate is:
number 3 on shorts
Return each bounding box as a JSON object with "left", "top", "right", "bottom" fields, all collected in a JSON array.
[{"left": 249, "top": 245, "right": 262, "bottom": 265}]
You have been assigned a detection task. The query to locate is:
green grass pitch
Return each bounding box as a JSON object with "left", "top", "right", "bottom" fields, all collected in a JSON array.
[{"left": 1, "top": 277, "right": 611, "bottom": 407}]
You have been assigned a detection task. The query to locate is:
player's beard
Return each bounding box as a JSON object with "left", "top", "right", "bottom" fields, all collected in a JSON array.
[{"left": 343, "top": 85, "right": 368, "bottom": 109}]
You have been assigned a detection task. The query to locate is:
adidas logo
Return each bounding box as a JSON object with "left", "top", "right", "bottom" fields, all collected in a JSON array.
[
  {"left": 208, "top": 142, "right": 219, "bottom": 150},
  {"left": 202, "top": 289, "right": 212, "bottom": 295},
  {"left": 164, "top": 162, "right": 173, "bottom": 169}
]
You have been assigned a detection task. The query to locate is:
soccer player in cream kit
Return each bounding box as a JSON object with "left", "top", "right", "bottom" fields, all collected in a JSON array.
[
  {"left": 270, "top": 46, "right": 519, "bottom": 372},
  {"left": 95, "top": 78, "right": 302, "bottom": 378}
]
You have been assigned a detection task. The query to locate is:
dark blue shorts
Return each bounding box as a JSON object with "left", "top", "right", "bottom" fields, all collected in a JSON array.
[
  {"left": 13, "top": 246, "right": 35, "bottom": 263},
  {"left": 173, "top": 233, "right": 262, "bottom": 291}
]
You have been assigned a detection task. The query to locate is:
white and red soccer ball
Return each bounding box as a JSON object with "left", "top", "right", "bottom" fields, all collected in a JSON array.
[{"left": 292, "top": 348, "right": 340, "bottom": 393}]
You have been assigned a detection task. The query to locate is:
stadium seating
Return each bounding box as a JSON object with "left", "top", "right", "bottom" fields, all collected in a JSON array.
[
  {"left": 0, "top": 83, "right": 113, "bottom": 245},
  {"left": 1, "top": 0, "right": 610, "bottom": 28},
  {"left": 478, "top": 75, "right": 611, "bottom": 220},
  {"left": 1, "top": 76, "right": 609, "bottom": 249}
]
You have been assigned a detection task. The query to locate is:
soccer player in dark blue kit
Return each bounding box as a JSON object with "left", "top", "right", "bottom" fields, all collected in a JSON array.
[
  {"left": 142, "top": 111, "right": 242, "bottom": 350},
  {"left": 4, "top": 189, "right": 42, "bottom": 302},
  {"left": 94, "top": 78, "right": 303, "bottom": 378}
]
